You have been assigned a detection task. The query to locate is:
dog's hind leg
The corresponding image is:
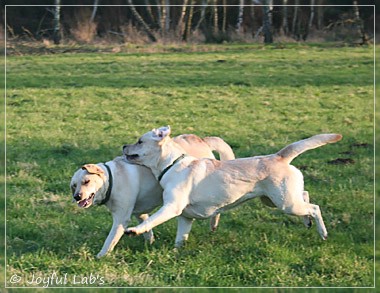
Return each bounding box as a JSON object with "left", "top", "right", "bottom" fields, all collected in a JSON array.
[
  {"left": 137, "top": 214, "right": 155, "bottom": 244},
  {"left": 210, "top": 214, "right": 220, "bottom": 232},
  {"left": 306, "top": 203, "right": 327, "bottom": 240},
  {"left": 175, "top": 216, "right": 194, "bottom": 247},
  {"left": 302, "top": 191, "right": 312, "bottom": 228},
  {"left": 307, "top": 203, "right": 327, "bottom": 240},
  {"left": 287, "top": 201, "right": 328, "bottom": 240}
]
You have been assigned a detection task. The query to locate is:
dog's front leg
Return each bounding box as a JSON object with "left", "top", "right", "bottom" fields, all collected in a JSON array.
[
  {"left": 97, "top": 209, "right": 131, "bottom": 258},
  {"left": 126, "top": 190, "right": 188, "bottom": 236},
  {"left": 175, "top": 216, "right": 194, "bottom": 247},
  {"left": 125, "top": 204, "right": 183, "bottom": 235},
  {"left": 136, "top": 213, "right": 155, "bottom": 244}
]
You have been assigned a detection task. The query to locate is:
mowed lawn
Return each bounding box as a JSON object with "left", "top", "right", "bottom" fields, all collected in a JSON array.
[{"left": 5, "top": 43, "right": 374, "bottom": 288}]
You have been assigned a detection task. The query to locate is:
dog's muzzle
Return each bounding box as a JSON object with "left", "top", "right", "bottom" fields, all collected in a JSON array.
[
  {"left": 122, "top": 145, "right": 139, "bottom": 161},
  {"left": 126, "top": 154, "right": 139, "bottom": 161},
  {"left": 74, "top": 193, "right": 95, "bottom": 208}
]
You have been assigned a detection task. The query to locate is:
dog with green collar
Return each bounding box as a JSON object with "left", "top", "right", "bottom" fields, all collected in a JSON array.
[
  {"left": 70, "top": 133, "right": 235, "bottom": 257},
  {"left": 124, "top": 126, "right": 342, "bottom": 246}
]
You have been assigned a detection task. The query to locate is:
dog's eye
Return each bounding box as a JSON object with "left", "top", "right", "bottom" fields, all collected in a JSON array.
[{"left": 83, "top": 180, "right": 90, "bottom": 185}]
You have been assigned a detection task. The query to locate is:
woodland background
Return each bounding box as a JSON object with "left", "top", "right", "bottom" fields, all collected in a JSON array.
[{"left": 1, "top": 1, "right": 376, "bottom": 48}]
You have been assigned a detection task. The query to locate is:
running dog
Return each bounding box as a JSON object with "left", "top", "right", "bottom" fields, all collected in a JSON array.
[
  {"left": 123, "top": 126, "right": 342, "bottom": 246},
  {"left": 70, "top": 134, "right": 234, "bottom": 258}
]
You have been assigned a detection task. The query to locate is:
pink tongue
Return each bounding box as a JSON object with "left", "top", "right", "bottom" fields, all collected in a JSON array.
[{"left": 78, "top": 200, "right": 87, "bottom": 208}]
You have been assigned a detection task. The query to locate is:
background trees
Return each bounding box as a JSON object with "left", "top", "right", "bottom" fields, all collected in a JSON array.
[{"left": 2, "top": 0, "right": 375, "bottom": 45}]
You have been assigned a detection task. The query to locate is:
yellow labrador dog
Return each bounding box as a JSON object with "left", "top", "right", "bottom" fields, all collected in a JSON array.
[
  {"left": 70, "top": 134, "right": 234, "bottom": 258},
  {"left": 123, "top": 126, "right": 342, "bottom": 246}
]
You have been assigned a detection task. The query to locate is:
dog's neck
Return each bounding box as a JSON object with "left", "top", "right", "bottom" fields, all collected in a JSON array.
[
  {"left": 99, "top": 163, "right": 113, "bottom": 205},
  {"left": 154, "top": 139, "right": 187, "bottom": 178}
]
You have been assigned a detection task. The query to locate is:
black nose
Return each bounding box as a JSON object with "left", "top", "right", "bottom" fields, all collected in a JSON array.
[{"left": 73, "top": 194, "right": 81, "bottom": 201}]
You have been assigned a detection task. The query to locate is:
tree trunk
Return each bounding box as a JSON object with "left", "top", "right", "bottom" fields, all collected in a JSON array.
[
  {"left": 53, "top": 0, "right": 61, "bottom": 44},
  {"left": 90, "top": 0, "right": 99, "bottom": 23},
  {"left": 236, "top": 0, "right": 244, "bottom": 33},
  {"left": 162, "top": 0, "right": 170, "bottom": 32},
  {"left": 222, "top": 0, "right": 227, "bottom": 33},
  {"left": 194, "top": 0, "right": 207, "bottom": 31},
  {"left": 183, "top": 0, "right": 194, "bottom": 41},
  {"left": 353, "top": 0, "right": 369, "bottom": 45},
  {"left": 317, "top": 0, "right": 323, "bottom": 30},
  {"left": 178, "top": 0, "right": 188, "bottom": 37},
  {"left": 250, "top": 0, "right": 255, "bottom": 35},
  {"left": 308, "top": 0, "right": 315, "bottom": 30},
  {"left": 282, "top": 0, "right": 288, "bottom": 35},
  {"left": 143, "top": 0, "right": 158, "bottom": 29},
  {"left": 262, "top": 0, "right": 273, "bottom": 43},
  {"left": 292, "top": 0, "right": 299, "bottom": 38},
  {"left": 213, "top": 0, "right": 218, "bottom": 34},
  {"left": 154, "top": 0, "right": 162, "bottom": 30},
  {"left": 127, "top": 0, "right": 157, "bottom": 42}
]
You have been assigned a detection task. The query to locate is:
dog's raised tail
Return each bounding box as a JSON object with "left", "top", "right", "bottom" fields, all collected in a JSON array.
[
  {"left": 203, "top": 137, "right": 235, "bottom": 161},
  {"left": 277, "top": 134, "right": 342, "bottom": 164}
]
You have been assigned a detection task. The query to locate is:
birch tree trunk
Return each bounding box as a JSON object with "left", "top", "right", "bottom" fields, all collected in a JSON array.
[
  {"left": 262, "top": 0, "right": 273, "bottom": 43},
  {"left": 53, "top": 0, "right": 61, "bottom": 44},
  {"left": 317, "top": 0, "right": 323, "bottom": 30},
  {"left": 353, "top": 0, "right": 369, "bottom": 44},
  {"left": 183, "top": 0, "right": 194, "bottom": 41},
  {"left": 194, "top": 0, "right": 207, "bottom": 32},
  {"left": 292, "top": 0, "right": 299, "bottom": 37},
  {"left": 282, "top": 0, "right": 288, "bottom": 35},
  {"left": 90, "top": 0, "right": 99, "bottom": 23},
  {"left": 154, "top": 0, "right": 162, "bottom": 30},
  {"left": 236, "top": 0, "right": 244, "bottom": 33},
  {"left": 178, "top": 0, "right": 188, "bottom": 37},
  {"left": 308, "top": 0, "right": 315, "bottom": 30},
  {"left": 213, "top": 0, "right": 218, "bottom": 34},
  {"left": 143, "top": 0, "right": 157, "bottom": 29},
  {"left": 127, "top": 0, "right": 157, "bottom": 42},
  {"left": 222, "top": 0, "right": 227, "bottom": 33},
  {"left": 250, "top": 0, "right": 255, "bottom": 35},
  {"left": 162, "top": 0, "right": 170, "bottom": 33}
]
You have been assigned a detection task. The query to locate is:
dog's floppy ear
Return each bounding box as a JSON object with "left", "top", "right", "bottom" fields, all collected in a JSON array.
[
  {"left": 152, "top": 125, "right": 171, "bottom": 141},
  {"left": 82, "top": 164, "right": 104, "bottom": 175}
]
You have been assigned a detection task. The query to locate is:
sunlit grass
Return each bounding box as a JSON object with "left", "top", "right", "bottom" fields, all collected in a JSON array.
[{"left": 5, "top": 43, "right": 374, "bottom": 288}]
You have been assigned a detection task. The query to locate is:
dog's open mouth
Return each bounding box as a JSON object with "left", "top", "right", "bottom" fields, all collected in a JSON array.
[
  {"left": 126, "top": 154, "right": 139, "bottom": 161},
  {"left": 77, "top": 193, "right": 95, "bottom": 208}
]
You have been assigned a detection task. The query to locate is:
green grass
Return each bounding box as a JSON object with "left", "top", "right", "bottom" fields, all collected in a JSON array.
[{"left": 5, "top": 43, "right": 375, "bottom": 289}]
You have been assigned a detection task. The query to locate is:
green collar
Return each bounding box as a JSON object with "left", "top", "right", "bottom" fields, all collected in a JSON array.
[
  {"left": 100, "top": 163, "right": 113, "bottom": 205},
  {"left": 158, "top": 154, "right": 186, "bottom": 182}
]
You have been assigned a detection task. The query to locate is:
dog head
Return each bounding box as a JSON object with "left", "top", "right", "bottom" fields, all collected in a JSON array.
[
  {"left": 70, "top": 164, "right": 107, "bottom": 208},
  {"left": 123, "top": 126, "right": 171, "bottom": 167}
]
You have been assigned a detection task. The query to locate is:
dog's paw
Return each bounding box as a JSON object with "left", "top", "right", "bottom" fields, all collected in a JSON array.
[
  {"left": 319, "top": 230, "right": 328, "bottom": 240},
  {"left": 125, "top": 227, "right": 138, "bottom": 236}
]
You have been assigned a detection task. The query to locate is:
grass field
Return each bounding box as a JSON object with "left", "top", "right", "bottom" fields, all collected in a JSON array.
[{"left": 5, "top": 43, "right": 375, "bottom": 289}]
